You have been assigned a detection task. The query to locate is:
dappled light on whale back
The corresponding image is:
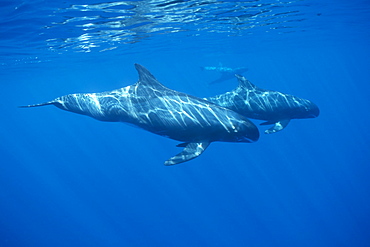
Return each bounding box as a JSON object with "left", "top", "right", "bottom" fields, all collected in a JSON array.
[{"left": 21, "top": 64, "right": 259, "bottom": 165}]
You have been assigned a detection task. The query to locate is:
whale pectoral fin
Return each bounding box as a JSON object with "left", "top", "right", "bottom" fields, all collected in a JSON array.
[
  {"left": 264, "top": 119, "right": 291, "bottom": 134},
  {"left": 165, "top": 141, "right": 211, "bottom": 166}
]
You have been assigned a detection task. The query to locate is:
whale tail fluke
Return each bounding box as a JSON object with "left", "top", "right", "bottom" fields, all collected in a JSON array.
[{"left": 19, "top": 101, "right": 54, "bottom": 108}]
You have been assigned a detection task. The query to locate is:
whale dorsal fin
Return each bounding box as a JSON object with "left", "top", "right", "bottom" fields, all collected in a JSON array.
[
  {"left": 164, "top": 141, "right": 211, "bottom": 165},
  {"left": 235, "top": 74, "right": 257, "bottom": 90},
  {"left": 134, "top": 63, "right": 167, "bottom": 89}
]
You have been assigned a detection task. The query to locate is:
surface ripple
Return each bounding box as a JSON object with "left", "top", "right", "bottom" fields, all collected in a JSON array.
[{"left": 1, "top": 0, "right": 307, "bottom": 54}]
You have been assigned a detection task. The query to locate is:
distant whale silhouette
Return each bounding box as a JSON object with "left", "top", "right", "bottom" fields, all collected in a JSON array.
[
  {"left": 201, "top": 64, "right": 248, "bottom": 84},
  {"left": 206, "top": 74, "right": 319, "bottom": 134},
  {"left": 21, "top": 64, "right": 259, "bottom": 165}
]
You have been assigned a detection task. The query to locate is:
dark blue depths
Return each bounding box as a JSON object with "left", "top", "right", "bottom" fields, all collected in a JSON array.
[{"left": 1, "top": 1, "right": 370, "bottom": 247}]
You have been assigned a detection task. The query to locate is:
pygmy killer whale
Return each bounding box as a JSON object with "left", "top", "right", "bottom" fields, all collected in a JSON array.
[
  {"left": 206, "top": 74, "right": 319, "bottom": 134},
  {"left": 21, "top": 64, "right": 259, "bottom": 165}
]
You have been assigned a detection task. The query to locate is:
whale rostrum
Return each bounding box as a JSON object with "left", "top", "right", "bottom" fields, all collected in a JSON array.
[{"left": 21, "top": 64, "right": 259, "bottom": 165}]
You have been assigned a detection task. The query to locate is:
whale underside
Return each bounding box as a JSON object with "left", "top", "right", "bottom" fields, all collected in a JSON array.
[
  {"left": 21, "top": 64, "right": 259, "bottom": 165},
  {"left": 206, "top": 74, "right": 320, "bottom": 134}
]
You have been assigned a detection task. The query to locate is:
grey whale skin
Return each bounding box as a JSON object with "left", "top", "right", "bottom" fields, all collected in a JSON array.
[
  {"left": 21, "top": 64, "right": 259, "bottom": 165},
  {"left": 206, "top": 74, "right": 320, "bottom": 134}
]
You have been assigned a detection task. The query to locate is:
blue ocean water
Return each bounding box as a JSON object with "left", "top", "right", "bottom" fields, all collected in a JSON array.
[{"left": 1, "top": 0, "right": 370, "bottom": 246}]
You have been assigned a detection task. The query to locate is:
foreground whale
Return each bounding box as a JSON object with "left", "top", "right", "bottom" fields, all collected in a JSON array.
[
  {"left": 21, "top": 64, "right": 259, "bottom": 165},
  {"left": 206, "top": 74, "right": 319, "bottom": 134}
]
